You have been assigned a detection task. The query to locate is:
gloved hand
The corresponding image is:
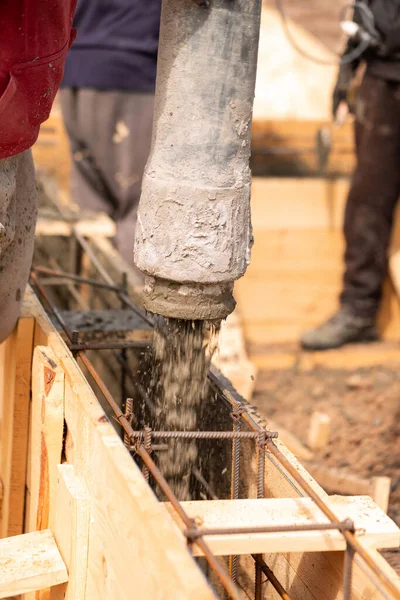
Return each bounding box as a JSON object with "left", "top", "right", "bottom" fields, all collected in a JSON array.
[{"left": 332, "top": 63, "right": 356, "bottom": 120}]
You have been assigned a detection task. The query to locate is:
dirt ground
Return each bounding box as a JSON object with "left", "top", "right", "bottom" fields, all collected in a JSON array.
[{"left": 253, "top": 362, "right": 400, "bottom": 571}]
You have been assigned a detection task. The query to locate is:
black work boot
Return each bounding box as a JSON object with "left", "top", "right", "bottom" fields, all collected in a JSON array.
[{"left": 300, "top": 307, "right": 378, "bottom": 351}]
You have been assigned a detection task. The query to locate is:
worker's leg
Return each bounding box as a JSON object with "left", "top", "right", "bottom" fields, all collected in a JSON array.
[
  {"left": 341, "top": 74, "right": 400, "bottom": 317},
  {"left": 60, "top": 88, "right": 154, "bottom": 265},
  {"left": 301, "top": 74, "right": 400, "bottom": 350},
  {"left": 0, "top": 150, "right": 37, "bottom": 343}
]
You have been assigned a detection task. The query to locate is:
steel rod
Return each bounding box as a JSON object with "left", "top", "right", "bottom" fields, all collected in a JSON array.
[
  {"left": 229, "top": 402, "right": 241, "bottom": 584},
  {"left": 69, "top": 340, "right": 151, "bottom": 351},
  {"left": 128, "top": 430, "right": 277, "bottom": 440},
  {"left": 34, "top": 265, "right": 124, "bottom": 292},
  {"left": 252, "top": 555, "right": 292, "bottom": 600},
  {"left": 343, "top": 544, "right": 355, "bottom": 600},
  {"left": 186, "top": 520, "right": 356, "bottom": 539}
]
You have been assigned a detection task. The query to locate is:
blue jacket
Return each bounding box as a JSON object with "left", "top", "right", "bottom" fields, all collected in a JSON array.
[{"left": 62, "top": 0, "right": 161, "bottom": 93}]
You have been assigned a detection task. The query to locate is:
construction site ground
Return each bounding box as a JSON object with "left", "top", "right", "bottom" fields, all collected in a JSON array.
[{"left": 252, "top": 351, "right": 400, "bottom": 572}]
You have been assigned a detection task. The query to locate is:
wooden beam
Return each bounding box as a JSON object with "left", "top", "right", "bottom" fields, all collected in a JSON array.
[
  {"left": 50, "top": 465, "right": 90, "bottom": 600},
  {"left": 0, "top": 317, "right": 35, "bottom": 537},
  {"left": 165, "top": 496, "right": 400, "bottom": 557},
  {"left": 0, "top": 530, "right": 68, "bottom": 598},
  {"left": 26, "top": 347, "right": 64, "bottom": 535}
]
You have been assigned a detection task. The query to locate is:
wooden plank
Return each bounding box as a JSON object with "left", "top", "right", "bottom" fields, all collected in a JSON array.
[
  {"left": 0, "top": 530, "right": 68, "bottom": 598},
  {"left": 165, "top": 496, "right": 400, "bottom": 557},
  {"left": 26, "top": 347, "right": 64, "bottom": 534},
  {"left": 250, "top": 341, "right": 400, "bottom": 371},
  {"left": 251, "top": 177, "right": 349, "bottom": 230},
  {"left": 23, "top": 288, "right": 214, "bottom": 600},
  {"left": 0, "top": 317, "right": 34, "bottom": 538},
  {"left": 50, "top": 465, "right": 90, "bottom": 600},
  {"left": 23, "top": 347, "right": 64, "bottom": 600},
  {"left": 303, "top": 464, "right": 391, "bottom": 515},
  {"left": 36, "top": 213, "right": 115, "bottom": 239}
]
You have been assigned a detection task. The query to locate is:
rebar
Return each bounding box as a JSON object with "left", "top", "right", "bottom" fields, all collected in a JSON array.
[
  {"left": 255, "top": 430, "right": 266, "bottom": 600},
  {"left": 343, "top": 543, "right": 355, "bottom": 600},
  {"left": 69, "top": 340, "right": 151, "bottom": 352},
  {"left": 185, "top": 520, "right": 357, "bottom": 539},
  {"left": 34, "top": 265, "right": 126, "bottom": 292},
  {"left": 128, "top": 430, "right": 277, "bottom": 441},
  {"left": 229, "top": 402, "right": 242, "bottom": 584},
  {"left": 124, "top": 398, "right": 134, "bottom": 451},
  {"left": 252, "top": 555, "right": 292, "bottom": 600},
  {"left": 142, "top": 426, "right": 152, "bottom": 483}
]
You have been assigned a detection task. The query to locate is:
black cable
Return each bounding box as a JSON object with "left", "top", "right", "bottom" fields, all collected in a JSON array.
[{"left": 275, "top": 0, "right": 372, "bottom": 66}]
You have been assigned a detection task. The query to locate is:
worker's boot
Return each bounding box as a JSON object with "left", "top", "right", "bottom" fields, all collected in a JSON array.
[{"left": 300, "top": 307, "right": 378, "bottom": 351}]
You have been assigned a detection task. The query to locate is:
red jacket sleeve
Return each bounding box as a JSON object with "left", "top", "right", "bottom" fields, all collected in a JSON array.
[{"left": 0, "top": 0, "right": 77, "bottom": 159}]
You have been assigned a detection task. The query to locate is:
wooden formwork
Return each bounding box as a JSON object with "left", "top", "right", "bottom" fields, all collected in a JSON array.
[
  {"left": 0, "top": 113, "right": 395, "bottom": 598},
  {"left": 0, "top": 286, "right": 399, "bottom": 599}
]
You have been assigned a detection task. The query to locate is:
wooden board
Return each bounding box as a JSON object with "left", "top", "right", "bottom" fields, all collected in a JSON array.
[
  {"left": 26, "top": 347, "right": 64, "bottom": 534},
  {"left": 0, "top": 317, "right": 34, "bottom": 537},
  {"left": 165, "top": 496, "right": 399, "bottom": 556},
  {"left": 0, "top": 530, "right": 68, "bottom": 598},
  {"left": 50, "top": 464, "right": 90, "bottom": 600}
]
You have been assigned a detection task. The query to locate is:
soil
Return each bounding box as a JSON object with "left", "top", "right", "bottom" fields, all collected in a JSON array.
[{"left": 253, "top": 363, "right": 400, "bottom": 572}]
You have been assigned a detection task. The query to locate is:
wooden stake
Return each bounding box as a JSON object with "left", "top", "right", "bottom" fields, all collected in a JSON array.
[
  {"left": 370, "top": 476, "right": 391, "bottom": 514},
  {"left": 308, "top": 412, "right": 331, "bottom": 451}
]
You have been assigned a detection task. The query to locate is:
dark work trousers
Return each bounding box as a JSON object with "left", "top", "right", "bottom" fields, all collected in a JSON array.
[
  {"left": 60, "top": 88, "right": 154, "bottom": 269},
  {"left": 341, "top": 73, "right": 400, "bottom": 319}
]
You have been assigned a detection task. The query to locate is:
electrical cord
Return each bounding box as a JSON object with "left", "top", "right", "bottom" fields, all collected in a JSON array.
[{"left": 275, "top": 0, "right": 374, "bottom": 66}]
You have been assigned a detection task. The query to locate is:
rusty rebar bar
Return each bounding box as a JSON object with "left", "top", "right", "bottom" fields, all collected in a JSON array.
[
  {"left": 34, "top": 265, "right": 125, "bottom": 292},
  {"left": 142, "top": 426, "right": 152, "bottom": 483},
  {"left": 128, "top": 430, "right": 277, "bottom": 441},
  {"left": 69, "top": 340, "right": 151, "bottom": 352},
  {"left": 124, "top": 398, "right": 134, "bottom": 451},
  {"left": 185, "top": 520, "right": 356, "bottom": 539},
  {"left": 252, "top": 555, "right": 292, "bottom": 600},
  {"left": 229, "top": 402, "right": 242, "bottom": 584},
  {"left": 255, "top": 430, "right": 266, "bottom": 600},
  {"left": 343, "top": 543, "right": 355, "bottom": 600}
]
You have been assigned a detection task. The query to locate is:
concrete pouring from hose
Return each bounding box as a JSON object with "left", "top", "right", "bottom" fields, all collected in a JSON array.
[{"left": 134, "top": 0, "right": 262, "bottom": 321}]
